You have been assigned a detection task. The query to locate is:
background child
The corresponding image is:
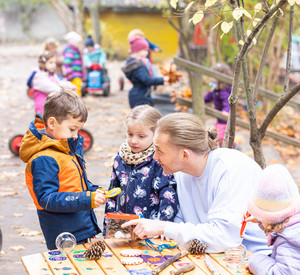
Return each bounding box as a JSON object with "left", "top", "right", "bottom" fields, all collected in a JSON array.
[
  {"left": 104, "top": 105, "right": 178, "bottom": 224},
  {"left": 84, "top": 34, "right": 107, "bottom": 68},
  {"left": 246, "top": 164, "right": 300, "bottom": 274},
  {"left": 63, "top": 31, "right": 84, "bottom": 96},
  {"left": 127, "top": 29, "right": 161, "bottom": 77},
  {"left": 31, "top": 51, "right": 74, "bottom": 118},
  {"left": 42, "top": 37, "right": 64, "bottom": 79},
  {"left": 19, "top": 89, "right": 106, "bottom": 250},
  {"left": 204, "top": 63, "right": 233, "bottom": 146},
  {"left": 121, "top": 36, "right": 169, "bottom": 108}
]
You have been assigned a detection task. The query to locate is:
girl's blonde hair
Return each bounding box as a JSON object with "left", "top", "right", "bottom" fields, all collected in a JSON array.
[
  {"left": 211, "top": 63, "right": 233, "bottom": 90},
  {"left": 126, "top": 105, "right": 162, "bottom": 133},
  {"left": 156, "top": 113, "right": 219, "bottom": 154},
  {"left": 262, "top": 218, "right": 289, "bottom": 234},
  {"left": 128, "top": 29, "right": 145, "bottom": 41},
  {"left": 38, "top": 51, "right": 55, "bottom": 70},
  {"left": 43, "top": 37, "right": 59, "bottom": 51}
]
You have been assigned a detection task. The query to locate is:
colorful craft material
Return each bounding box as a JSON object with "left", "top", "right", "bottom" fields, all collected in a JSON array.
[
  {"left": 121, "top": 256, "right": 144, "bottom": 265},
  {"left": 120, "top": 249, "right": 142, "bottom": 257}
]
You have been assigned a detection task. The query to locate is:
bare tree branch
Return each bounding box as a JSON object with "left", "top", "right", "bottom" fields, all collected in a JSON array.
[
  {"left": 283, "top": 5, "right": 294, "bottom": 95},
  {"left": 260, "top": 82, "right": 300, "bottom": 137},
  {"left": 50, "top": 0, "right": 73, "bottom": 31},
  {"left": 253, "top": 12, "right": 279, "bottom": 103},
  {"left": 227, "top": 0, "right": 287, "bottom": 150}
]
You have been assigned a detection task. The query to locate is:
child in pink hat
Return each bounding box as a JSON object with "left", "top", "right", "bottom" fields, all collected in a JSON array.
[
  {"left": 246, "top": 164, "right": 300, "bottom": 274},
  {"left": 121, "top": 36, "right": 169, "bottom": 108}
]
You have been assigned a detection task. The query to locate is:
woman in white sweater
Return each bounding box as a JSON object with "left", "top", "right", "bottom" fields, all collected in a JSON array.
[{"left": 123, "top": 112, "right": 271, "bottom": 255}]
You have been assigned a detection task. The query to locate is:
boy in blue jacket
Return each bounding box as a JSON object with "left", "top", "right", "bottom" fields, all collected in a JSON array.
[
  {"left": 20, "top": 88, "right": 106, "bottom": 250},
  {"left": 121, "top": 36, "right": 169, "bottom": 108}
]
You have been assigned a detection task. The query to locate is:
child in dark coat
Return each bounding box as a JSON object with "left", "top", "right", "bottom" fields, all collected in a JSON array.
[
  {"left": 121, "top": 36, "right": 169, "bottom": 108},
  {"left": 104, "top": 105, "right": 178, "bottom": 224}
]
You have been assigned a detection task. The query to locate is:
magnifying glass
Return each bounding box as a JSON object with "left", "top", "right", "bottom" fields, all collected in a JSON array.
[{"left": 99, "top": 187, "right": 122, "bottom": 198}]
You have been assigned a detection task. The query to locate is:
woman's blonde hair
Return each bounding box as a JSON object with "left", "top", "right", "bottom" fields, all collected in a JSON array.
[
  {"left": 211, "top": 63, "right": 233, "bottom": 90},
  {"left": 126, "top": 105, "right": 161, "bottom": 133},
  {"left": 156, "top": 113, "right": 219, "bottom": 154}
]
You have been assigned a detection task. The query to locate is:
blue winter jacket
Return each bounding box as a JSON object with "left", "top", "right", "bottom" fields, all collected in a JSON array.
[
  {"left": 104, "top": 153, "right": 178, "bottom": 222},
  {"left": 19, "top": 119, "right": 101, "bottom": 250},
  {"left": 121, "top": 58, "right": 164, "bottom": 108}
]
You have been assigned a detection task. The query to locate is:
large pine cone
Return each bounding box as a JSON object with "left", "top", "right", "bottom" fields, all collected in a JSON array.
[
  {"left": 84, "top": 241, "right": 106, "bottom": 260},
  {"left": 188, "top": 239, "right": 208, "bottom": 255}
]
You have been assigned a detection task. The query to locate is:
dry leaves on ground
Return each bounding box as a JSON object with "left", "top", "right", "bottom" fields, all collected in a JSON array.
[{"left": 9, "top": 245, "right": 25, "bottom": 251}]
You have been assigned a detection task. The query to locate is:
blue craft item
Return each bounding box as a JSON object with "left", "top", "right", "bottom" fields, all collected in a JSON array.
[{"left": 137, "top": 214, "right": 178, "bottom": 252}]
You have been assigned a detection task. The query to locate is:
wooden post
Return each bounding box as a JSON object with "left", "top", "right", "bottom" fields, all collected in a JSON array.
[{"left": 189, "top": 71, "right": 205, "bottom": 123}]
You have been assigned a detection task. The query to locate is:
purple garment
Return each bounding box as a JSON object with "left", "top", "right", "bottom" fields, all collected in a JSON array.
[
  {"left": 204, "top": 85, "right": 231, "bottom": 124},
  {"left": 249, "top": 213, "right": 300, "bottom": 275}
]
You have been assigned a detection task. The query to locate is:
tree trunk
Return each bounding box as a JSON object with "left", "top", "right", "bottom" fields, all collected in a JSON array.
[{"left": 89, "top": 1, "right": 101, "bottom": 44}]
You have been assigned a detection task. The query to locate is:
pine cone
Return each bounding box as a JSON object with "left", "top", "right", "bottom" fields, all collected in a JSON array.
[
  {"left": 188, "top": 239, "right": 207, "bottom": 255},
  {"left": 84, "top": 241, "right": 106, "bottom": 260}
]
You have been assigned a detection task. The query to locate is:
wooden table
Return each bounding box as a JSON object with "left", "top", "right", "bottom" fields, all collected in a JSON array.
[{"left": 21, "top": 238, "right": 252, "bottom": 274}]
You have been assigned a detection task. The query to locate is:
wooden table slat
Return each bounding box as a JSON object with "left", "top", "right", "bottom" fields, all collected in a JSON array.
[
  {"left": 22, "top": 239, "right": 248, "bottom": 274},
  {"left": 21, "top": 253, "right": 53, "bottom": 275},
  {"left": 209, "top": 250, "right": 252, "bottom": 275},
  {"left": 85, "top": 242, "right": 129, "bottom": 274},
  {"left": 43, "top": 250, "right": 79, "bottom": 275},
  {"left": 104, "top": 238, "right": 152, "bottom": 274},
  {"left": 67, "top": 244, "right": 105, "bottom": 275},
  {"left": 128, "top": 240, "right": 176, "bottom": 274},
  {"left": 149, "top": 239, "right": 207, "bottom": 274}
]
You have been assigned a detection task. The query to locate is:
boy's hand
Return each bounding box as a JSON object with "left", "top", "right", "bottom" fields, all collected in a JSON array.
[
  {"left": 163, "top": 76, "right": 170, "bottom": 84},
  {"left": 94, "top": 192, "right": 106, "bottom": 207}
]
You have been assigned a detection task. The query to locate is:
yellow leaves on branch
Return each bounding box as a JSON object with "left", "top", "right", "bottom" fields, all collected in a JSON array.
[
  {"left": 190, "top": 11, "right": 204, "bottom": 25},
  {"left": 205, "top": 0, "right": 218, "bottom": 7},
  {"left": 170, "top": 0, "right": 178, "bottom": 9},
  {"left": 220, "top": 21, "right": 233, "bottom": 38},
  {"left": 232, "top": 7, "right": 252, "bottom": 21},
  {"left": 185, "top": 1, "right": 195, "bottom": 12}
]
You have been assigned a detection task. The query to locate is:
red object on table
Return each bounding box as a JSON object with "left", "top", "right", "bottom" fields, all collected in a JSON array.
[{"left": 240, "top": 211, "right": 251, "bottom": 238}]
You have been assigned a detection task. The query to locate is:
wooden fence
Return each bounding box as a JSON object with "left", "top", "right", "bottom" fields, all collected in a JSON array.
[{"left": 174, "top": 57, "right": 300, "bottom": 147}]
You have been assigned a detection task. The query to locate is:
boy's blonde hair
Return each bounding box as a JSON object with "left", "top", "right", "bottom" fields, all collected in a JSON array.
[
  {"left": 156, "top": 113, "right": 219, "bottom": 154},
  {"left": 43, "top": 88, "right": 88, "bottom": 127},
  {"left": 126, "top": 105, "right": 161, "bottom": 133}
]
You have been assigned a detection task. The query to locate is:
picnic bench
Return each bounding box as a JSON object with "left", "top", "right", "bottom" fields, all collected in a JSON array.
[{"left": 21, "top": 238, "right": 251, "bottom": 274}]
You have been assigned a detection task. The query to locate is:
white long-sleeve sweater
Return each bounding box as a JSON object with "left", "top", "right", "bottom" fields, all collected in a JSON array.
[{"left": 164, "top": 148, "right": 271, "bottom": 254}]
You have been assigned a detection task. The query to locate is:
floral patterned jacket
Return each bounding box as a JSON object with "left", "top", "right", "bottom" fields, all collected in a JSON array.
[{"left": 104, "top": 153, "right": 178, "bottom": 222}]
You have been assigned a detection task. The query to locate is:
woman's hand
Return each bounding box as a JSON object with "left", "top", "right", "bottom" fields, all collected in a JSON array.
[{"left": 121, "top": 219, "right": 167, "bottom": 239}]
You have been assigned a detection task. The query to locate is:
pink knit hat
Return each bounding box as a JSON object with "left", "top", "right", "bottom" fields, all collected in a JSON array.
[
  {"left": 129, "top": 36, "right": 149, "bottom": 53},
  {"left": 248, "top": 164, "right": 300, "bottom": 224}
]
